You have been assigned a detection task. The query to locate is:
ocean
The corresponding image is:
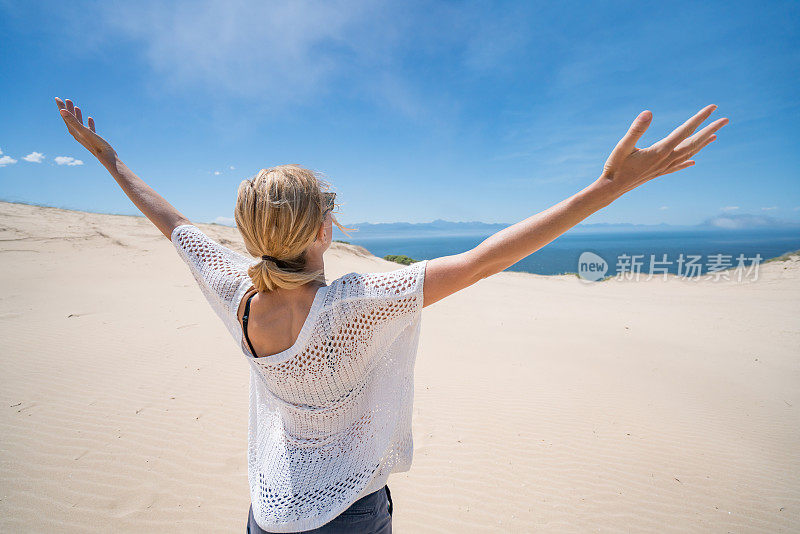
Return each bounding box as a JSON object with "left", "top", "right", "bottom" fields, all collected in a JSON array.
[{"left": 337, "top": 228, "right": 800, "bottom": 277}]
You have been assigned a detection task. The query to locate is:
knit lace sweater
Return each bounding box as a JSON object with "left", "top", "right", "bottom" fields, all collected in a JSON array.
[{"left": 171, "top": 224, "right": 428, "bottom": 532}]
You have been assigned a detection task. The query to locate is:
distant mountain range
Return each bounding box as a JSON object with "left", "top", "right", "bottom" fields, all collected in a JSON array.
[{"left": 332, "top": 214, "right": 800, "bottom": 239}]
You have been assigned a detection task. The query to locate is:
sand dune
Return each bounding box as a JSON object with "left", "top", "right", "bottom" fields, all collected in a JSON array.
[{"left": 1, "top": 200, "right": 798, "bottom": 533}]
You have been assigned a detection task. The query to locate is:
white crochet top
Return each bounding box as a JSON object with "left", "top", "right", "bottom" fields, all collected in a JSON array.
[{"left": 170, "top": 224, "right": 428, "bottom": 532}]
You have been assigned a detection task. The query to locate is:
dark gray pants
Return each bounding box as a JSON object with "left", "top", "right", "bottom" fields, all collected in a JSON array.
[{"left": 247, "top": 485, "right": 393, "bottom": 534}]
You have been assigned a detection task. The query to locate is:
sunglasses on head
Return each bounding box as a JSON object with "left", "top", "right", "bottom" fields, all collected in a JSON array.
[{"left": 322, "top": 192, "right": 336, "bottom": 216}]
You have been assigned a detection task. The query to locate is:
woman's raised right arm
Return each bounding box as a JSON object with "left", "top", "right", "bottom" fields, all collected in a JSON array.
[{"left": 422, "top": 105, "right": 728, "bottom": 308}]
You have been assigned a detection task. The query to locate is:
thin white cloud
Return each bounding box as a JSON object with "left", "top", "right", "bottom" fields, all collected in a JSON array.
[
  {"left": 214, "top": 171, "right": 221, "bottom": 175},
  {"left": 99, "top": 1, "right": 390, "bottom": 105},
  {"left": 54, "top": 156, "right": 84, "bottom": 166},
  {"left": 23, "top": 152, "right": 45, "bottom": 163},
  {"left": 721, "top": 206, "right": 740, "bottom": 212},
  {"left": 229, "top": 165, "right": 235, "bottom": 170},
  {"left": 659, "top": 206, "right": 668, "bottom": 210},
  {"left": 0, "top": 155, "right": 17, "bottom": 167},
  {"left": 761, "top": 206, "right": 778, "bottom": 211},
  {"left": 90, "top": 1, "right": 464, "bottom": 120}
]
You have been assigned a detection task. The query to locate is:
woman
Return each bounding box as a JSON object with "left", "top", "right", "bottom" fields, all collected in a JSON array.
[{"left": 55, "top": 97, "right": 727, "bottom": 533}]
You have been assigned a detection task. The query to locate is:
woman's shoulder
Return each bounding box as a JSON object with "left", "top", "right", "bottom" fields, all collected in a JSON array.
[
  {"left": 331, "top": 260, "right": 428, "bottom": 300},
  {"left": 171, "top": 223, "right": 254, "bottom": 270}
]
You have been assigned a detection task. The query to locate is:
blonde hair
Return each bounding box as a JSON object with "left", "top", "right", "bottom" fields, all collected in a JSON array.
[{"left": 234, "top": 164, "right": 354, "bottom": 292}]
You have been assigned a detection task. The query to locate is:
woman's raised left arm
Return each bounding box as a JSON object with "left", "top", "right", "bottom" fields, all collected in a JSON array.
[{"left": 55, "top": 97, "right": 191, "bottom": 239}]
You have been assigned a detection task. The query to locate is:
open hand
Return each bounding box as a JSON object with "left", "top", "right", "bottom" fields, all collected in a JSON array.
[
  {"left": 598, "top": 105, "right": 728, "bottom": 197},
  {"left": 55, "top": 97, "right": 117, "bottom": 163}
]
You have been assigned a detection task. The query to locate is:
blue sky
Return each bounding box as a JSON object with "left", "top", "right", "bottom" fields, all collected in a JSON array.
[{"left": 0, "top": 0, "right": 798, "bottom": 226}]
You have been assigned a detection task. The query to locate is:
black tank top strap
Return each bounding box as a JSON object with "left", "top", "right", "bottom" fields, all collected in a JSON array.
[{"left": 242, "top": 291, "right": 258, "bottom": 357}]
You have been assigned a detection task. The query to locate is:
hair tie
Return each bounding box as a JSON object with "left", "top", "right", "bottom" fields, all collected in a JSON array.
[{"left": 261, "top": 254, "right": 281, "bottom": 264}]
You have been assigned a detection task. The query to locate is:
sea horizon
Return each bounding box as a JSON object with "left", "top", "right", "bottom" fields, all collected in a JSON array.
[
  {"left": 337, "top": 228, "right": 800, "bottom": 277},
  {"left": 5, "top": 200, "right": 796, "bottom": 279}
]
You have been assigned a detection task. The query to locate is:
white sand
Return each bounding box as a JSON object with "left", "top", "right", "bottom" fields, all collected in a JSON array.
[{"left": 1, "top": 200, "right": 798, "bottom": 532}]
